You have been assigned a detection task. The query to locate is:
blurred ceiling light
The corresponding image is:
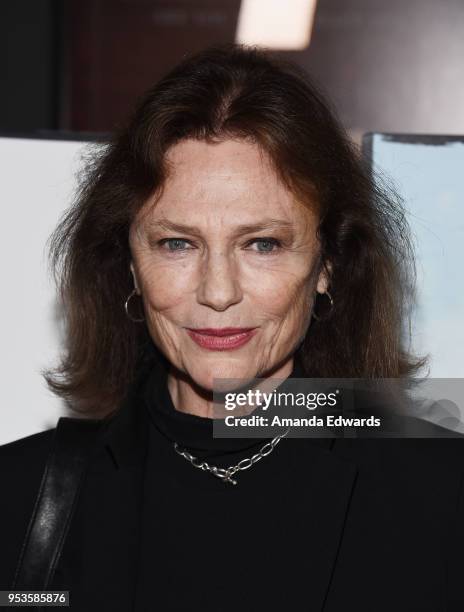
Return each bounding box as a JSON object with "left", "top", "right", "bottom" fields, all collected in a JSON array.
[{"left": 236, "top": 0, "right": 318, "bottom": 50}]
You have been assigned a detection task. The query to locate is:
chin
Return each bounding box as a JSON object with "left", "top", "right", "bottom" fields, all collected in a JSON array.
[{"left": 186, "top": 355, "right": 259, "bottom": 393}]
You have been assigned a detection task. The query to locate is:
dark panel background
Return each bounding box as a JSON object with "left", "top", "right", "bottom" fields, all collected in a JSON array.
[
  {"left": 2, "top": 0, "right": 464, "bottom": 140},
  {"left": 66, "top": 0, "right": 242, "bottom": 131},
  {"left": 0, "top": 0, "right": 61, "bottom": 132}
]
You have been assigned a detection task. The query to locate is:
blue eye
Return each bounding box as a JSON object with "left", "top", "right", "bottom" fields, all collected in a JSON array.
[
  {"left": 162, "top": 238, "right": 191, "bottom": 251},
  {"left": 248, "top": 238, "right": 281, "bottom": 253}
]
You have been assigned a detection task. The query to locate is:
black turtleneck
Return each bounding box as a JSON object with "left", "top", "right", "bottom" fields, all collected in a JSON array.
[
  {"left": 133, "top": 355, "right": 331, "bottom": 611},
  {"left": 142, "top": 356, "right": 304, "bottom": 456}
]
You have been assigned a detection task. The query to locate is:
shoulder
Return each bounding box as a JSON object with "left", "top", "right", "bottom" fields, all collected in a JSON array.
[
  {"left": 332, "top": 409, "right": 464, "bottom": 458},
  {"left": 333, "top": 428, "right": 464, "bottom": 472},
  {"left": 0, "top": 427, "right": 56, "bottom": 460},
  {"left": 0, "top": 427, "right": 56, "bottom": 588},
  {"left": 0, "top": 428, "right": 57, "bottom": 488},
  {"left": 332, "top": 432, "right": 464, "bottom": 514},
  {"left": 0, "top": 425, "right": 57, "bottom": 497}
]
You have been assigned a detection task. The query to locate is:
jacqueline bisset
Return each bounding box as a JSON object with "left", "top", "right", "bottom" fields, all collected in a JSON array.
[{"left": 1, "top": 43, "right": 463, "bottom": 612}]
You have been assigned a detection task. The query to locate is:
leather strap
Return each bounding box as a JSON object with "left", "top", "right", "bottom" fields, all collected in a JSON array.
[{"left": 11, "top": 417, "right": 102, "bottom": 590}]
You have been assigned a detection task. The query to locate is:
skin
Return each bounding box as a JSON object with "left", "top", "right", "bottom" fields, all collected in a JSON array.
[{"left": 128, "top": 138, "right": 329, "bottom": 418}]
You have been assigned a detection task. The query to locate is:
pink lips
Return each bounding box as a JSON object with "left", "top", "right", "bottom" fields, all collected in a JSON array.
[{"left": 186, "top": 327, "right": 257, "bottom": 351}]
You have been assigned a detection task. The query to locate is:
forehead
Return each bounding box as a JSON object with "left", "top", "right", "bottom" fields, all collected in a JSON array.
[{"left": 143, "top": 138, "right": 310, "bottom": 224}]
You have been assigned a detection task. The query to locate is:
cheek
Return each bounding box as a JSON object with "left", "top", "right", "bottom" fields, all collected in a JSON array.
[
  {"left": 139, "top": 260, "right": 195, "bottom": 312},
  {"left": 242, "top": 261, "right": 314, "bottom": 317}
]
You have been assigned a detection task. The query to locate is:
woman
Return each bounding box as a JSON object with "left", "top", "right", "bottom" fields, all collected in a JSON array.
[{"left": 1, "top": 43, "right": 463, "bottom": 611}]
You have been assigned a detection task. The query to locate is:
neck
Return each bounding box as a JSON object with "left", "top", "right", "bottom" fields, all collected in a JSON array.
[{"left": 166, "top": 356, "right": 295, "bottom": 418}]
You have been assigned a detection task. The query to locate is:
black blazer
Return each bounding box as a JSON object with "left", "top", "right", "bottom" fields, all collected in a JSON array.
[{"left": 1, "top": 380, "right": 464, "bottom": 612}]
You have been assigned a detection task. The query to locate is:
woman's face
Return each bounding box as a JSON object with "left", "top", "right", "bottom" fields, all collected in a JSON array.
[{"left": 129, "top": 138, "right": 328, "bottom": 391}]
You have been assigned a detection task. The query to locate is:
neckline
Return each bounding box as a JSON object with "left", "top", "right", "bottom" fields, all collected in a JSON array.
[{"left": 141, "top": 355, "right": 306, "bottom": 455}]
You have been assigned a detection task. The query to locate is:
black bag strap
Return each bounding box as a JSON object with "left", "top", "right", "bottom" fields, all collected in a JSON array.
[{"left": 11, "top": 416, "right": 103, "bottom": 590}]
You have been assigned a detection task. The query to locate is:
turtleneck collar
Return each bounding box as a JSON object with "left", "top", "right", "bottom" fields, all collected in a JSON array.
[{"left": 141, "top": 354, "right": 306, "bottom": 456}]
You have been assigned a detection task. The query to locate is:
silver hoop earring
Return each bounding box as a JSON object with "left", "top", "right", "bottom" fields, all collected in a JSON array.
[
  {"left": 312, "top": 291, "right": 334, "bottom": 322},
  {"left": 125, "top": 288, "right": 145, "bottom": 323}
]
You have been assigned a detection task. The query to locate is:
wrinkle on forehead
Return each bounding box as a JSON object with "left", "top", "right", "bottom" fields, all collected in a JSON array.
[
  {"left": 133, "top": 138, "right": 319, "bottom": 235},
  {"left": 165, "top": 139, "right": 281, "bottom": 194}
]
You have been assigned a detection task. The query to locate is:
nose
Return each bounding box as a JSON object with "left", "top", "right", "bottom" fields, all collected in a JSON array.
[{"left": 196, "top": 250, "right": 243, "bottom": 311}]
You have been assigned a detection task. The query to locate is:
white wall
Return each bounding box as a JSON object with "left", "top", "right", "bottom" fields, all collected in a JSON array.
[
  {"left": 0, "top": 136, "right": 93, "bottom": 445},
  {"left": 370, "top": 134, "right": 464, "bottom": 378}
]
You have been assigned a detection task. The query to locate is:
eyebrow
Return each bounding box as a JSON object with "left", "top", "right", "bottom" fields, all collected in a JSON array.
[{"left": 148, "top": 217, "right": 295, "bottom": 235}]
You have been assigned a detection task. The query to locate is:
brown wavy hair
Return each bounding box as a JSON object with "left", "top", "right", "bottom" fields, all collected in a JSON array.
[{"left": 43, "top": 43, "right": 427, "bottom": 416}]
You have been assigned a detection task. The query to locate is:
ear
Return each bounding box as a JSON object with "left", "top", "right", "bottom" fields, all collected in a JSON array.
[
  {"left": 316, "top": 260, "right": 332, "bottom": 294},
  {"left": 130, "top": 261, "right": 141, "bottom": 294}
]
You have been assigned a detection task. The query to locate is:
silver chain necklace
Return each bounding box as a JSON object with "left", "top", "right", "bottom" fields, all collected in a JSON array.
[{"left": 173, "top": 428, "right": 289, "bottom": 485}]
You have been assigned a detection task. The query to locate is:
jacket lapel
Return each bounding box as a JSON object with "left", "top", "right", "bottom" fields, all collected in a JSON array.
[
  {"left": 275, "top": 357, "right": 360, "bottom": 609},
  {"left": 257, "top": 437, "right": 357, "bottom": 611}
]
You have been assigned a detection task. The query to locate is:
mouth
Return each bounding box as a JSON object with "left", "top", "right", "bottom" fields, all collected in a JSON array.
[{"left": 186, "top": 327, "right": 258, "bottom": 351}]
